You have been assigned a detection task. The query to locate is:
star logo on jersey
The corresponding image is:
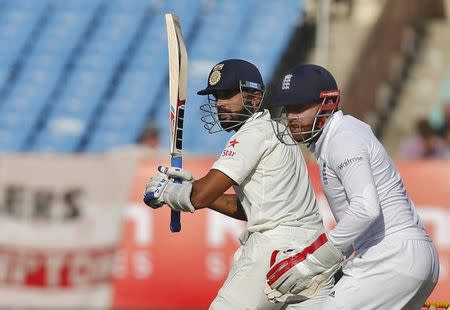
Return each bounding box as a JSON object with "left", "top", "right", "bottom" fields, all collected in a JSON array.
[{"left": 228, "top": 138, "right": 239, "bottom": 148}]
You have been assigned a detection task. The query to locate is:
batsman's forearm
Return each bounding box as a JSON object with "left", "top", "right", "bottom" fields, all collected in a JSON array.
[
  {"left": 209, "top": 194, "right": 247, "bottom": 221},
  {"left": 190, "top": 169, "right": 245, "bottom": 220},
  {"left": 191, "top": 187, "right": 246, "bottom": 221}
]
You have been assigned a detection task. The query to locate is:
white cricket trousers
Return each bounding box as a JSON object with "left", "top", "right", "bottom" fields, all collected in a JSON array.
[
  {"left": 209, "top": 225, "right": 333, "bottom": 310},
  {"left": 320, "top": 238, "right": 439, "bottom": 310}
]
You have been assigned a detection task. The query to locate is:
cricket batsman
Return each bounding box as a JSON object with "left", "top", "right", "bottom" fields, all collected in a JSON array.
[{"left": 144, "top": 59, "right": 337, "bottom": 309}]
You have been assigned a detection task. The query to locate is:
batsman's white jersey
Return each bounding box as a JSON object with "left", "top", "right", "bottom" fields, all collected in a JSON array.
[
  {"left": 310, "top": 110, "right": 439, "bottom": 309},
  {"left": 213, "top": 110, "right": 322, "bottom": 234},
  {"left": 209, "top": 110, "right": 331, "bottom": 310}
]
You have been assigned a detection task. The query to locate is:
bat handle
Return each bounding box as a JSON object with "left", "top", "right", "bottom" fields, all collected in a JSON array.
[
  {"left": 170, "top": 208, "right": 181, "bottom": 232},
  {"left": 144, "top": 191, "right": 180, "bottom": 232},
  {"left": 143, "top": 192, "right": 154, "bottom": 205},
  {"left": 170, "top": 156, "right": 182, "bottom": 232}
]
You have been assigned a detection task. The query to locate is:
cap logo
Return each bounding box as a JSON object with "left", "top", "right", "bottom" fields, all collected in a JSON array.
[
  {"left": 282, "top": 74, "right": 292, "bottom": 90},
  {"left": 213, "top": 63, "right": 224, "bottom": 71},
  {"left": 209, "top": 70, "right": 221, "bottom": 85}
]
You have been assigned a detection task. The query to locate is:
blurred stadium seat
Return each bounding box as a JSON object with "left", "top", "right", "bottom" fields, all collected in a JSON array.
[
  {"left": 0, "top": 0, "right": 51, "bottom": 151},
  {"left": 28, "top": 0, "right": 149, "bottom": 152},
  {"left": 0, "top": 0, "right": 49, "bottom": 70},
  {"left": 84, "top": 0, "right": 205, "bottom": 152},
  {"left": 0, "top": 0, "right": 306, "bottom": 154}
]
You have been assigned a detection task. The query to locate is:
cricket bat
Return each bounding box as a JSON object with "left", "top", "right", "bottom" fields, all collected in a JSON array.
[{"left": 165, "top": 13, "right": 188, "bottom": 232}]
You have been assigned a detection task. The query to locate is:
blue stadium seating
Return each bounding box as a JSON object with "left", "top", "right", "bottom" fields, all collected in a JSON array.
[
  {"left": 0, "top": 0, "right": 305, "bottom": 154},
  {"left": 84, "top": 0, "right": 205, "bottom": 152},
  {"left": 52, "top": 0, "right": 104, "bottom": 11},
  {"left": 231, "top": 0, "right": 303, "bottom": 81},
  {"left": 0, "top": 0, "right": 51, "bottom": 151},
  {"left": 0, "top": 0, "right": 48, "bottom": 70},
  {"left": 0, "top": 0, "right": 104, "bottom": 152},
  {"left": 0, "top": 68, "right": 10, "bottom": 91},
  {"left": 28, "top": 0, "right": 152, "bottom": 152}
]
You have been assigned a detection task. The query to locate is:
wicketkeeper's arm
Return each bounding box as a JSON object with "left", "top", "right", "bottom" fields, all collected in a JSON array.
[{"left": 327, "top": 133, "right": 380, "bottom": 255}]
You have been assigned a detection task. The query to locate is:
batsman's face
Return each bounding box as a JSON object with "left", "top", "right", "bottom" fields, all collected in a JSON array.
[
  {"left": 286, "top": 104, "right": 321, "bottom": 142},
  {"left": 215, "top": 90, "right": 244, "bottom": 114},
  {"left": 213, "top": 90, "right": 245, "bottom": 130}
]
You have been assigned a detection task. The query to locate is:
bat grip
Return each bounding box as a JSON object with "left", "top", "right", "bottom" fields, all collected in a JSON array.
[
  {"left": 143, "top": 192, "right": 154, "bottom": 205},
  {"left": 170, "top": 156, "right": 182, "bottom": 232}
]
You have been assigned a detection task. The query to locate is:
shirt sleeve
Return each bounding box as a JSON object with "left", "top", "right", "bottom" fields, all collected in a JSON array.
[
  {"left": 212, "top": 122, "right": 267, "bottom": 185},
  {"left": 327, "top": 131, "right": 380, "bottom": 255}
]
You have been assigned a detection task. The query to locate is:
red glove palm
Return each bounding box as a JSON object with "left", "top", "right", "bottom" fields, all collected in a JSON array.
[{"left": 265, "top": 232, "right": 344, "bottom": 303}]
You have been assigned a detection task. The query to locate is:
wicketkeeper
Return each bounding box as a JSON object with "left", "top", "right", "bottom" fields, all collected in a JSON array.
[{"left": 267, "top": 64, "right": 440, "bottom": 309}]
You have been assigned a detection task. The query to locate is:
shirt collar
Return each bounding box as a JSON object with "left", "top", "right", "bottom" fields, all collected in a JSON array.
[
  {"left": 309, "top": 110, "right": 343, "bottom": 158},
  {"left": 247, "top": 109, "right": 269, "bottom": 122}
]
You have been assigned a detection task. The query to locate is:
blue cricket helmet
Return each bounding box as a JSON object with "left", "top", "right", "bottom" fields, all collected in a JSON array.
[
  {"left": 271, "top": 64, "right": 341, "bottom": 145},
  {"left": 272, "top": 64, "right": 339, "bottom": 108},
  {"left": 197, "top": 59, "right": 264, "bottom": 95},
  {"left": 197, "top": 59, "right": 266, "bottom": 134}
]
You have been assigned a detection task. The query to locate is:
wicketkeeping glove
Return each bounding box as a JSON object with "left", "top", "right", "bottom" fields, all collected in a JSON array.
[
  {"left": 143, "top": 166, "right": 195, "bottom": 212},
  {"left": 265, "top": 231, "right": 344, "bottom": 303}
]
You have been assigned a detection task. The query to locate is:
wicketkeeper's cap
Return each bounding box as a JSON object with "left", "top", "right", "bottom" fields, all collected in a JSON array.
[
  {"left": 272, "top": 64, "right": 338, "bottom": 108},
  {"left": 197, "top": 59, "right": 264, "bottom": 95}
]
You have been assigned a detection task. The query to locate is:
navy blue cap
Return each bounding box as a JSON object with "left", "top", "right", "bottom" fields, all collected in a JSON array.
[
  {"left": 272, "top": 64, "right": 338, "bottom": 107},
  {"left": 197, "top": 59, "right": 264, "bottom": 95}
]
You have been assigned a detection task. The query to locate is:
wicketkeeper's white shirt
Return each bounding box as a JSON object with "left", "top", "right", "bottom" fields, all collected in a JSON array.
[
  {"left": 310, "top": 110, "right": 431, "bottom": 255},
  {"left": 212, "top": 110, "right": 322, "bottom": 235}
]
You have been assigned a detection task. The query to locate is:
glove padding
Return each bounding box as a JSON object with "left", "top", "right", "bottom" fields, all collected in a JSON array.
[
  {"left": 143, "top": 166, "right": 195, "bottom": 212},
  {"left": 158, "top": 166, "right": 193, "bottom": 181},
  {"left": 265, "top": 232, "right": 344, "bottom": 303}
]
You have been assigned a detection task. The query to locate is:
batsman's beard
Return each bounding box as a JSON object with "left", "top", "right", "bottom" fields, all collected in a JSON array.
[{"left": 219, "top": 107, "right": 252, "bottom": 132}]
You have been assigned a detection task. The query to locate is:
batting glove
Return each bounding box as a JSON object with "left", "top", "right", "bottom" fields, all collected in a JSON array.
[
  {"left": 143, "top": 166, "right": 195, "bottom": 212},
  {"left": 158, "top": 165, "right": 193, "bottom": 182},
  {"left": 265, "top": 231, "right": 344, "bottom": 303}
]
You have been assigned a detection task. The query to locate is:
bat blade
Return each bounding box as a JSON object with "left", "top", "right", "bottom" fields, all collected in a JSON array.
[{"left": 165, "top": 13, "right": 188, "bottom": 232}]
